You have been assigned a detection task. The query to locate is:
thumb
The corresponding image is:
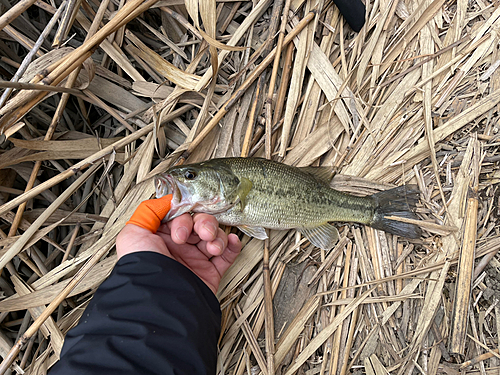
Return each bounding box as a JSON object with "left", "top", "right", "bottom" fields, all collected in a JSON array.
[{"left": 126, "top": 194, "right": 172, "bottom": 233}]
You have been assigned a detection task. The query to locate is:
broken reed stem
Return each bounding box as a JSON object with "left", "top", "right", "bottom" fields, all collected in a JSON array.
[
  {"left": 0, "top": 0, "right": 159, "bottom": 134},
  {"left": 0, "top": 163, "right": 101, "bottom": 274},
  {"left": 265, "top": 0, "right": 290, "bottom": 159},
  {"left": 264, "top": 99, "right": 273, "bottom": 159},
  {"left": 6, "top": 62, "right": 82, "bottom": 240},
  {"left": 0, "top": 81, "right": 84, "bottom": 96},
  {"left": 340, "top": 306, "right": 359, "bottom": 375},
  {"left": 263, "top": 236, "right": 275, "bottom": 375},
  {"left": 87, "top": 0, "right": 112, "bottom": 39},
  {"left": 0, "top": 1, "right": 66, "bottom": 108},
  {"left": 241, "top": 76, "right": 263, "bottom": 157},
  {"left": 450, "top": 138, "right": 481, "bottom": 355},
  {"left": 38, "top": 0, "right": 159, "bottom": 85},
  {"left": 273, "top": 42, "right": 294, "bottom": 127},
  {"left": 52, "top": 0, "right": 82, "bottom": 47},
  {"left": 83, "top": 90, "right": 136, "bottom": 132},
  {"left": 460, "top": 348, "right": 500, "bottom": 369},
  {"left": 269, "top": 0, "right": 290, "bottom": 94},
  {"left": 0, "top": 122, "right": 154, "bottom": 231},
  {"left": 180, "top": 9, "right": 316, "bottom": 161},
  {"left": 160, "top": 6, "right": 203, "bottom": 40},
  {"left": 378, "top": 37, "right": 467, "bottom": 89},
  {"left": 3, "top": 25, "right": 43, "bottom": 58},
  {"left": 340, "top": 253, "right": 359, "bottom": 375},
  {"left": 232, "top": 261, "right": 285, "bottom": 375},
  {"left": 62, "top": 223, "right": 80, "bottom": 263},
  {"left": 7, "top": 163, "right": 39, "bottom": 238},
  {"left": 229, "top": 254, "right": 286, "bottom": 374},
  {"left": 449, "top": 192, "right": 478, "bottom": 354},
  {"left": 228, "top": 28, "right": 275, "bottom": 88},
  {"left": 0, "top": 0, "right": 39, "bottom": 32},
  {"left": 0, "top": 241, "right": 113, "bottom": 375},
  {"left": 235, "top": 306, "right": 269, "bottom": 375},
  {"left": 19, "top": 335, "right": 36, "bottom": 369},
  {"left": 332, "top": 242, "right": 352, "bottom": 374},
  {"left": 0, "top": 51, "right": 92, "bottom": 132}
]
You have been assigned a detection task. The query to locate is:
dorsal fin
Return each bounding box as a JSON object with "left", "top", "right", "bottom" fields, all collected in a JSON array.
[{"left": 299, "top": 166, "right": 333, "bottom": 184}]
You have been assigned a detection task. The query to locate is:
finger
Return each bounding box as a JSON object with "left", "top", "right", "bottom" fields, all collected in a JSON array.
[
  {"left": 157, "top": 220, "right": 201, "bottom": 246},
  {"left": 162, "top": 235, "right": 209, "bottom": 264},
  {"left": 126, "top": 195, "right": 172, "bottom": 233},
  {"left": 211, "top": 234, "right": 241, "bottom": 276},
  {"left": 192, "top": 213, "right": 220, "bottom": 242},
  {"left": 194, "top": 227, "right": 224, "bottom": 258},
  {"left": 157, "top": 229, "right": 201, "bottom": 246},
  {"left": 166, "top": 213, "right": 194, "bottom": 244},
  {"left": 196, "top": 227, "right": 229, "bottom": 258},
  {"left": 206, "top": 228, "right": 228, "bottom": 256}
]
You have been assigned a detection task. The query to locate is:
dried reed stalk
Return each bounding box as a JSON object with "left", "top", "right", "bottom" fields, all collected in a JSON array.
[{"left": 1, "top": 1, "right": 499, "bottom": 374}]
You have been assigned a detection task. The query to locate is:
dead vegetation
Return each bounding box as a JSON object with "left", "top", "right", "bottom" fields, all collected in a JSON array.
[{"left": 0, "top": 0, "right": 499, "bottom": 374}]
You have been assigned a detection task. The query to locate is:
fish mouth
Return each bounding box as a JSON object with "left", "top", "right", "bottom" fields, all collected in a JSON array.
[
  {"left": 153, "top": 172, "right": 236, "bottom": 222},
  {"left": 155, "top": 175, "right": 180, "bottom": 201},
  {"left": 154, "top": 174, "right": 193, "bottom": 222}
]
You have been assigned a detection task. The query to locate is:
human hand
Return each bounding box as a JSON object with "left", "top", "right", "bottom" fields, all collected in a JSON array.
[{"left": 117, "top": 195, "right": 242, "bottom": 294}]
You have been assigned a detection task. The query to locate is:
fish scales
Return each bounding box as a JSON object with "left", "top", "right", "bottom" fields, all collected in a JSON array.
[
  {"left": 155, "top": 157, "right": 421, "bottom": 250},
  {"left": 212, "top": 158, "right": 375, "bottom": 229}
]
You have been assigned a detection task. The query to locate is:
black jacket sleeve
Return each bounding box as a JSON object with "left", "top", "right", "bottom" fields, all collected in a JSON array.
[
  {"left": 333, "top": 0, "right": 366, "bottom": 32},
  {"left": 50, "top": 252, "right": 221, "bottom": 375}
]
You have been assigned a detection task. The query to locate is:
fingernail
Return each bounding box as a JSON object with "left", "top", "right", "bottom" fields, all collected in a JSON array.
[
  {"left": 203, "top": 222, "right": 218, "bottom": 237},
  {"left": 213, "top": 238, "right": 224, "bottom": 254},
  {"left": 175, "top": 227, "right": 189, "bottom": 242}
]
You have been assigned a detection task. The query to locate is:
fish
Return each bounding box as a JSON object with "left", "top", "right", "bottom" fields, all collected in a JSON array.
[{"left": 154, "top": 157, "right": 421, "bottom": 250}]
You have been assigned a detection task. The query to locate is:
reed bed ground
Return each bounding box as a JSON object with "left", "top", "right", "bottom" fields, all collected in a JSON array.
[{"left": 0, "top": 0, "right": 499, "bottom": 374}]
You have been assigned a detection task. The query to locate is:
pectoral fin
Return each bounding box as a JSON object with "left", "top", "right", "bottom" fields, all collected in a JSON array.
[
  {"left": 299, "top": 224, "right": 339, "bottom": 250},
  {"left": 237, "top": 225, "right": 268, "bottom": 240},
  {"left": 235, "top": 177, "right": 253, "bottom": 209}
]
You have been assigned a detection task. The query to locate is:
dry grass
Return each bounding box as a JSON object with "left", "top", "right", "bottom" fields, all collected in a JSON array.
[{"left": 0, "top": 0, "right": 499, "bottom": 374}]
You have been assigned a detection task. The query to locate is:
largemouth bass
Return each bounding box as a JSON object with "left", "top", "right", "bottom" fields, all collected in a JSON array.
[{"left": 155, "top": 157, "right": 421, "bottom": 250}]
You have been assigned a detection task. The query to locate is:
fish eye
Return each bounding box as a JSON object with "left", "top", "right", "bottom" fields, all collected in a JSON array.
[{"left": 184, "top": 170, "right": 197, "bottom": 180}]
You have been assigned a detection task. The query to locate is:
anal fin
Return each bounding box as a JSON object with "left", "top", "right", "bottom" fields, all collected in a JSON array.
[
  {"left": 299, "top": 224, "right": 339, "bottom": 250},
  {"left": 237, "top": 225, "right": 268, "bottom": 240}
]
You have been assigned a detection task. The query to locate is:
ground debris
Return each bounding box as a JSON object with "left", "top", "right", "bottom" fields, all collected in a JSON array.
[{"left": 0, "top": 0, "right": 499, "bottom": 374}]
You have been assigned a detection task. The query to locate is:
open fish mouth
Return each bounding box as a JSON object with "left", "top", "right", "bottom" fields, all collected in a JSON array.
[
  {"left": 155, "top": 175, "right": 180, "bottom": 201},
  {"left": 153, "top": 172, "right": 237, "bottom": 222},
  {"left": 154, "top": 174, "right": 193, "bottom": 221}
]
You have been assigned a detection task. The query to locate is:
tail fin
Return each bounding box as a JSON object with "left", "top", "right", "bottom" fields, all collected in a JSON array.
[{"left": 370, "top": 185, "right": 422, "bottom": 239}]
